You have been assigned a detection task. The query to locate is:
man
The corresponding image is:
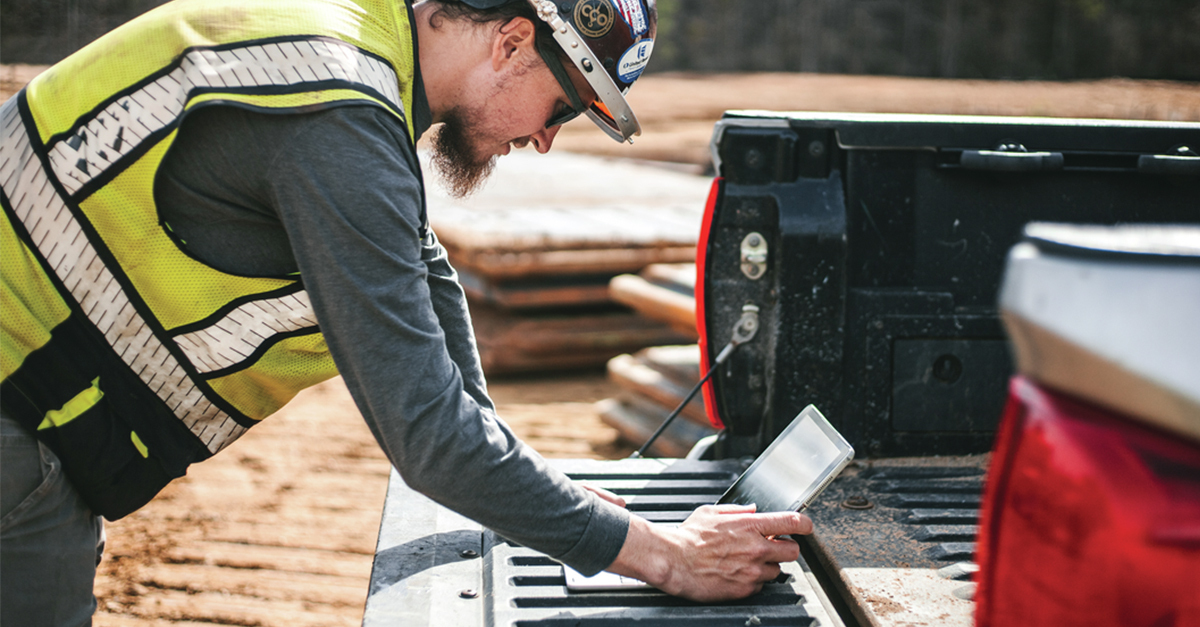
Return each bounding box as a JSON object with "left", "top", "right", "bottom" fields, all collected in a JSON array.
[{"left": 0, "top": 1, "right": 812, "bottom": 623}]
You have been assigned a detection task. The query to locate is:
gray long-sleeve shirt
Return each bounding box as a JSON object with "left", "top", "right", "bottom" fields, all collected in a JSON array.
[{"left": 153, "top": 99, "right": 628, "bottom": 575}]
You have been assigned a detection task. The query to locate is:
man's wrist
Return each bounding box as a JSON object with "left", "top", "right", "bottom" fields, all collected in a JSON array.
[{"left": 607, "top": 515, "right": 678, "bottom": 592}]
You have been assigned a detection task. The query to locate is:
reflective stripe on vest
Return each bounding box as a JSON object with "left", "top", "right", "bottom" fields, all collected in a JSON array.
[
  {"left": 2, "top": 102, "right": 245, "bottom": 451},
  {"left": 2, "top": 0, "right": 418, "bottom": 459},
  {"left": 47, "top": 39, "right": 403, "bottom": 198}
]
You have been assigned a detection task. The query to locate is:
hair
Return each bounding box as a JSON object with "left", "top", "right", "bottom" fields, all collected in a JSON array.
[{"left": 425, "top": 0, "right": 569, "bottom": 63}]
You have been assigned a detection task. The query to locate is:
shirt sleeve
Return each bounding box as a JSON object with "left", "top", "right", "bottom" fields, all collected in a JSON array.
[
  {"left": 166, "top": 104, "right": 629, "bottom": 575},
  {"left": 419, "top": 228, "right": 493, "bottom": 413}
]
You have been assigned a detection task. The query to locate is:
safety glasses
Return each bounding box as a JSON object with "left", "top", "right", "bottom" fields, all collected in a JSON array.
[
  {"left": 536, "top": 35, "right": 588, "bottom": 129},
  {"left": 528, "top": 0, "right": 641, "bottom": 143}
]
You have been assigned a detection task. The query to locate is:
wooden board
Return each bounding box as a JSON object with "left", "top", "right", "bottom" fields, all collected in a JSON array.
[
  {"left": 470, "top": 304, "right": 695, "bottom": 375},
  {"left": 606, "top": 349, "right": 710, "bottom": 428},
  {"left": 595, "top": 397, "right": 718, "bottom": 458},
  {"left": 609, "top": 271, "right": 698, "bottom": 338},
  {"left": 425, "top": 151, "right": 710, "bottom": 280},
  {"left": 458, "top": 268, "right": 614, "bottom": 309}
]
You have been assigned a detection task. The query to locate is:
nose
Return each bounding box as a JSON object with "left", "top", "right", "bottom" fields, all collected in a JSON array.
[{"left": 529, "top": 125, "right": 560, "bottom": 154}]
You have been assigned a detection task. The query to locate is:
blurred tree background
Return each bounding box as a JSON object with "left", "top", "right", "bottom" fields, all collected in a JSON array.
[{"left": 4, "top": 0, "right": 1199, "bottom": 80}]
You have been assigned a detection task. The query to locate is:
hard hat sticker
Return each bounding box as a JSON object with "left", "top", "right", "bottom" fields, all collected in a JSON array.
[
  {"left": 617, "top": 40, "right": 654, "bottom": 84},
  {"left": 574, "top": 0, "right": 615, "bottom": 39},
  {"left": 614, "top": 0, "right": 649, "bottom": 37}
]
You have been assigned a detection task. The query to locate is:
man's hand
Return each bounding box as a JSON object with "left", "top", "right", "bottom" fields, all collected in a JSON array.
[
  {"left": 581, "top": 483, "right": 626, "bottom": 508},
  {"left": 606, "top": 504, "right": 813, "bottom": 602}
]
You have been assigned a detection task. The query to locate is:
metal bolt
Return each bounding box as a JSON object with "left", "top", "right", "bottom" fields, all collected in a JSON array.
[
  {"left": 808, "top": 140, "right": 825, "bottom": 157},
  {"left": 842, "top": 496, "right": 873, "bottom": 510},
  {"left": 932, "top": 354, "right": 963, "bottom": 384},
  {"left": 747, "top": 234, "right": 762, "bottom": 247},
  {"left": 460, "top": 549, "right": 479, "bottom": 559},
  {"left": 459, "top": 589, "right": 478, "bottom": 599},
  {"left": 581, "top": 58, "right": 592, "bottom": 71},
  {"left": 745, "top": 148, "right": 764, "bottom": 170}
]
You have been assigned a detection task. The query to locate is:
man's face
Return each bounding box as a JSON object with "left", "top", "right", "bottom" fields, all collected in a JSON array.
[{"left": 430, "top": 46, "right": 596, "bottom": 198}]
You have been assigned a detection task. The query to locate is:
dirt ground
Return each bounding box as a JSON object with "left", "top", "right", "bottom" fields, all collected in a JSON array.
[
  {"left": 3, "top": 64, "right": 1198, "bottom": 626},
  {"left": 89, "top": 374, "right": 631, "bottom": 627}
]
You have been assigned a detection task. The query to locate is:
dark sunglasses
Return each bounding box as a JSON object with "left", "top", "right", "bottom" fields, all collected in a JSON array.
[{"left": 536, "top": 35, "right": 587, "bottom": 128}]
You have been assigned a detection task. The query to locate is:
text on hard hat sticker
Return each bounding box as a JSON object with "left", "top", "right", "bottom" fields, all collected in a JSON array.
[
  {"left": 574, "top": 0, "right": 615, "bottom": 39},
  {"left": 617, "top": 40, "right": 654, "bottom": 84},
  {"left": 615, "top": 0, "right": 648, "bottom": 38}
]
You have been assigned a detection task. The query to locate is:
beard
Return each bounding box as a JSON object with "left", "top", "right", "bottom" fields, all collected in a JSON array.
[{"left": 429, "top": 108, "right": 498, "bottom": 199}]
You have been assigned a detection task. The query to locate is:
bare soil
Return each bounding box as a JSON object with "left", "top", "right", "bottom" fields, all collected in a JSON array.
[
  {"left": 3, "top": 64, "right": 1196, "bottom": 625},
  {"left": 90, "top": 374, "right": 630, "bottom": 627}
]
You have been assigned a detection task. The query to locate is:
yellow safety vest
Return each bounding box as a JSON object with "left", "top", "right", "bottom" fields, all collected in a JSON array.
[{"left": 0, "top": 0, "right": 419, "bottom": 518}]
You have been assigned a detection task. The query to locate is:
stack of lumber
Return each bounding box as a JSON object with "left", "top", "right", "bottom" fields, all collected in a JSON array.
[
  {"left": 609, "top": 263, "right": 699, "bottom": 340},
  {"left": 597, "top": 264, "right": 719, "bottom": 456},
  {"left": 425, "top": 151, "right": 711, "bottom": 374},
  {"left": 597, "top": 345, "right": 717, "bottom": 457}
]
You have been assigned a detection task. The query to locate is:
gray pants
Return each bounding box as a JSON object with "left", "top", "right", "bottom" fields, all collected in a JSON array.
[{"left": 1, "top": 415, "right": 105, "bottom": 627}]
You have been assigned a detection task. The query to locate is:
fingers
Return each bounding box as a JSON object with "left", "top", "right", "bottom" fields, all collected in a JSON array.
[
  {"left": 581, "top": 484, "right": 626, "bottom": 508},
  {"left": 759, "top": 535, "right": 801, "bottom": 565},
  {"left": 693, "top": 503, "right": 757, "bottom": 516},
  {"left": 749, "top": 511, "right": 814, "bottom": 538}
]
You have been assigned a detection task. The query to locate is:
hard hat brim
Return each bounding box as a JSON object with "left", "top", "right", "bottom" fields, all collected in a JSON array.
[{"left": 529, "top": 0, "right": 641, "bottom": 143}]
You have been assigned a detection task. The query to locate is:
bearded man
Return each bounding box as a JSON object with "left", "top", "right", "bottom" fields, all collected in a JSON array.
[{"left": 0, "top": 2, "right": 811, "bottom": 624}]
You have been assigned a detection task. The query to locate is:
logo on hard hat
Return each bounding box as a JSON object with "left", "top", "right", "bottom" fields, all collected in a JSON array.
[
  {"left": 574, "top": 0, "right": 615, "bottom": 38},
  {"left": 614, "top": 0, "right": 648, "bottom": 37},
  {"left": 617, "top": 39, "right": 653, "bottom": 83}
]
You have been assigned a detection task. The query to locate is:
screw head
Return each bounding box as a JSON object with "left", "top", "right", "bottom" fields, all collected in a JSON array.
[
  {"left": 932, "top": 354, "right": 963, "bottom": 384},
  {"left": 841, "top": 496, "right": 873, "bottom": 510},
  {"left": 748, "top": 234, "right": 762, "bottom": 247},
  {"left": 460, "top": 549, "right": 479, "bottom": 559},
  {"left": 459, "top": 589, "right": 478, "bottom": 599}
]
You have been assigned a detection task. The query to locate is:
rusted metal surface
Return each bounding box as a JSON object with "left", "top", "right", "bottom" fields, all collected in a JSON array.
[{"left": 801, "top": 455, "right": 990, "bottom": 627}]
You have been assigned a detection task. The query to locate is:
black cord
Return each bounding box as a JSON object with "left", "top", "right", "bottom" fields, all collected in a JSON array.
[{"left": 630, "top": 345, "right": 731, "bottom": 459}]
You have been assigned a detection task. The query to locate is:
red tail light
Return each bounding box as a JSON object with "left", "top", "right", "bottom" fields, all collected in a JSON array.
[
  {"left": 694, "top": 177, "right": 725, "bottom": 429},
  {"left": 975, "top": 376, "right": 1200, "bottom": 627}
]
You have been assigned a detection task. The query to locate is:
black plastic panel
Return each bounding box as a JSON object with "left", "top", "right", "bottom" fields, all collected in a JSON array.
[{"left": 703, "top": 112, "right": 1200, "bottom": 456}]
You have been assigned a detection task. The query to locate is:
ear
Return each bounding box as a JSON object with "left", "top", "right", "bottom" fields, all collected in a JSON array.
[{"left": 491, "top": 16, "right": 538, "bottom": 72}]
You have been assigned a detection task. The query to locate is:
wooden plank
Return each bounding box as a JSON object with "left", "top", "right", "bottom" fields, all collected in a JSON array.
[
  {"left": 447, "top": 245, "right": 697, "bottom": 280},
  {"left": 609, "top": 273, "right": 698, "bottom": 338},
  {"left": 641, "top": 263, "right": 697, "bottom": 293},
  {"left": 471, "top": 305, "right": 694, "bottom": 374},
  {"left": 457, "top": 268, "right": 614, "bottom": 309},
  {"left": 606, "top": 352, "right": 709, "bottom": 427},
  {"left": 596, "top": 397, "right": 717, "bottom": 458},
  {"left": 426, "top": 151, "right": 709, "bottom": 257},
  {"left": 639, "top": 344, "right": 703, "bottom": 387}
]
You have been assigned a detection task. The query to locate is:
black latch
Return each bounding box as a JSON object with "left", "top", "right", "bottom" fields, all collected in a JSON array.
[
  {"left": 960, "top": 142, "right": 1064, "bottom": 172},
  {"left": 1138, "top": 145, "right": 1200, "bottom": 176}
]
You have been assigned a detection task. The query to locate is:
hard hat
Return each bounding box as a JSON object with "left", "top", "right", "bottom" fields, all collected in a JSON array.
[{"left": 458, "top": 0, "right": 657, "bottom": 143}]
